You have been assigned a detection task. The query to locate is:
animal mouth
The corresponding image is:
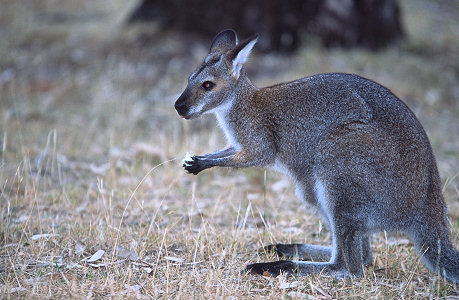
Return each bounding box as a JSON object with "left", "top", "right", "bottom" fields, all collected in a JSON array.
[
  {"left": 177, "top": 108, "right": 202, "bottom": 119},
  {"left": 181, "top": 112, "right": 200, "bottom": 120},
  {"left": 176, "top": 109, "right": 191, "bottom": 119}
]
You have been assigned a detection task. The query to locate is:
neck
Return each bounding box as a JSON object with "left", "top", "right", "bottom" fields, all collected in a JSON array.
[
  {"left": 233, "top": 73, "right": 257, "bottom": 109},
  {"left": 236, "top": 72, "right": 258, "bottom": 94},
  {"left": 213, "top": 74, "right": 257, "bottom": 149},
  {"left": 214, "top": 73, "right": 257, "bottom": 118}
]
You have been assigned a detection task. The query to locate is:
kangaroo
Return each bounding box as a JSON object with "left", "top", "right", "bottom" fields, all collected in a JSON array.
[{"left": 174, "top": 29, "right": 459, "bottom": 282}]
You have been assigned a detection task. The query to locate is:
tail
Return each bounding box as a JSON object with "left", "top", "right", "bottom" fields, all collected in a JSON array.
[
  {"left": 411, "top": 220, "right": 459, "bottom": 283},
  {"left": 409, "top": 158, "right": 459, "bottom": 283}
]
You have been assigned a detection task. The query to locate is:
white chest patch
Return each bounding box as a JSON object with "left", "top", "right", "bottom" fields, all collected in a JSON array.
[
  {"left": 215, "top": 112, "right": 240, "bottom": 149},
  {"left": 212, "top": 97, "right": 240, "bottom": 149}
]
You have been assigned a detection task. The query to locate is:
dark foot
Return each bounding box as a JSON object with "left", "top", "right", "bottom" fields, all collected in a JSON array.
[
  {"left": 183, "top": 156, "right": 207, "bottom": 175},
  {"left": 245, "top": 260, "right": 360, "bottom": 279},
  {"left": 245, "top": 260, "right": 297, "bottom": 277}
]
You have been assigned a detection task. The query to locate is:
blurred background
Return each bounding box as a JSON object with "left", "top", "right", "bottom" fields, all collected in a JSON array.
[
  {"left": 1, "top": 0, "right": 457, "bottom": 199},
  {"left": 0, "top": 0, "right": 458, "bottom": 297}
]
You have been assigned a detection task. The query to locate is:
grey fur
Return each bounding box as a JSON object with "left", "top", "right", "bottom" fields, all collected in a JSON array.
[{"left": 174, "top": 29, "right": 459, "bottom": 282}]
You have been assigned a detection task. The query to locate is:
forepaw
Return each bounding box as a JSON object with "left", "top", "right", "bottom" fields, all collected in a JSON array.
[
  {"left": 245, "top": 260, "right": 296, "bottom": 277},
  {"left": 182, "top": 156, "right": 206, "bottom": 175}
]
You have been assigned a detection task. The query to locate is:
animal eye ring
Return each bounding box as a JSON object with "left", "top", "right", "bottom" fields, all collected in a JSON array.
[{"left": 201, "top": 81, "right": 215, "bottom": 91}]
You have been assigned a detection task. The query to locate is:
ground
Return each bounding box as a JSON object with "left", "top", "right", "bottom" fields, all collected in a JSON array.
[{"left": 1, "top": 0, "right": 458, "bottom": 298}]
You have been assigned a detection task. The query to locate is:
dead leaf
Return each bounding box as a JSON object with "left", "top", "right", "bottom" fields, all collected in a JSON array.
[
  {"left": 13, "top": 215, "right": 28, "bottom": 223},
  {"left": 247, "top": 193, "right": 260, "bottom": 200},
  {"left": 87, "top": 263, "right": 106, "bottom": 268},
  {"left": 87, "top": 249, "right": 105, "bottom": 262},
  {"left": 250, "top": 288, "right": 266, "bottom": 293},
  {"left": 75, "top": 242, "right": 86, "bottom": 256},
  {"left": 31, "top": 233, "right": 59, "bottom": 241},
  {"left": 88, "top": 259, "right": 126, "bottom": 268},
  {"left": 125, "top": 284, "right": 141, "bottom": 293},
  {"left": 281, "top": 227, "right": 299, "bottom": 233},
  {"left": 164, "top": 256, "right": 184, "bottom": 263},
  {"left": 279, "top": 280, "right": 299, "bottom": 289},
  {"left": 309, "top": 282, "right": 331, "bottom": 299},
  {"left": 116, "top": 246, "right": 139, "bottom": 261},
  {"left": 8, "top": 287, "right": 27, "bottom": 294},
  {"left": 288, "top": 291, "right": 312, "bottom": 299},
  {"left": 2, "top": 243, "right": 19, "bottom": 249},
  {"left": 89, "top": 163, "right": 110, "bottom": 175}
]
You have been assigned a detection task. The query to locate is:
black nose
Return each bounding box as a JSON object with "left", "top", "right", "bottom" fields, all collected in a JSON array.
[
  {"left": 175, "top": 99, "right": 187, "bottom": 115},
  {"left": 174, "top": 99, "right": 185, "bottom": 111},
  {"left": 174, "top": 91, "right": 189, "bottom": 117}
]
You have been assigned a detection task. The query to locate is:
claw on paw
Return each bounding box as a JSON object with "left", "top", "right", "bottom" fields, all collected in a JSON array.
[
  {"left": 181, "top": 153, "right": 204, "bottom": 175},
  {"left": 182, "top": 152, "right": 194, "bottom": 167}
]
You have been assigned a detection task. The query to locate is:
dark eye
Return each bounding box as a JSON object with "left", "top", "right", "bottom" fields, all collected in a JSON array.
[{"left": 201, "top": 81, "right": 215, "bottom": 91}]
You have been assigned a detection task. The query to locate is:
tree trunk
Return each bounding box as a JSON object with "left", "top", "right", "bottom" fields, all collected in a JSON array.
[{"left": 127, "top": 0, "right": 403, "bottom": 52}]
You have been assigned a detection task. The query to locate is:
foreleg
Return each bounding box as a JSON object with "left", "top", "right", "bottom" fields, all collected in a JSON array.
[
  {"left": 183, "top": 147, "right": 274, "bottom": 175},
  {"left": 195, "top": 147, "right": 237, "bottom": 160}
]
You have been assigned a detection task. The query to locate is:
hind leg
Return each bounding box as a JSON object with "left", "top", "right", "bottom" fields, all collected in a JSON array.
[
  {"left": 264, "top": 244, "right": 332, "bottom": 261},
  {"left": 264, "top": 236, "right": 372, "bottom": 265},
  {"left": 247, "top": 219, "right": 365, "bottom": 278}
]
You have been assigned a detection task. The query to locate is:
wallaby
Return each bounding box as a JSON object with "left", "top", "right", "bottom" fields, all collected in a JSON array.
[{"left": 174, "top": 29, "right": 459, "bottom": 282}]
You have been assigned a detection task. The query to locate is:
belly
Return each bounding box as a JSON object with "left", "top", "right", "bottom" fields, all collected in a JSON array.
[{"left": 270, "top": 158, "right": 318, "bottom": 208}]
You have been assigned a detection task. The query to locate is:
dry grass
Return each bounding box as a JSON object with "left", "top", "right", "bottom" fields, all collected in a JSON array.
[{"left": 1, "top": 0, "right": 459, "bottom": 298}]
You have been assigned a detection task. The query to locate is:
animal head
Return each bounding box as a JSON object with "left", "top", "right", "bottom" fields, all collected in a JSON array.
[{"left": 174, "top": 29, "right": 258, "bottom": 119}]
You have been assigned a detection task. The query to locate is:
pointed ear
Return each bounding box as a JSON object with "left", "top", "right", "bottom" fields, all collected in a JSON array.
[
  {"left": 209, "top": 29, "right": 238, "bottom": 54},
  {"left": 230, "top": 34, "right": 258, "bottom": 79}
]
